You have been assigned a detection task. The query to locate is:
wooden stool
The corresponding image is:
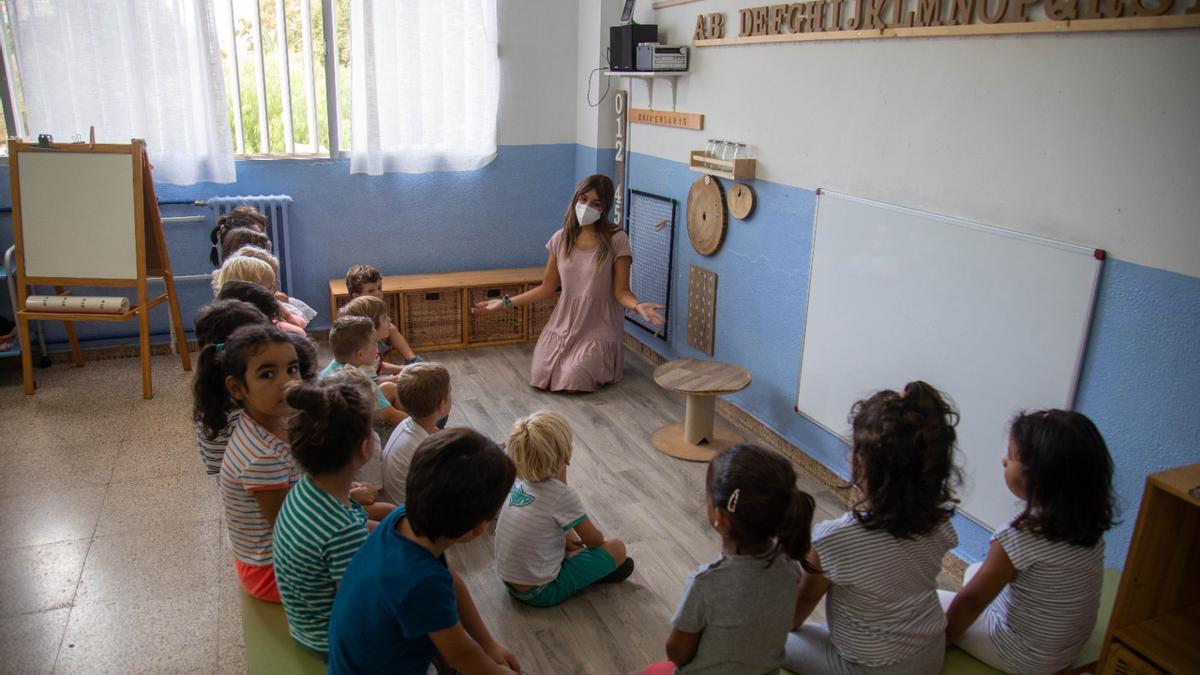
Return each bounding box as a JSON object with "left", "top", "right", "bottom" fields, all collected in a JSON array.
[{"left": 652, "top": 359, "right": 751, "bottom": 462}]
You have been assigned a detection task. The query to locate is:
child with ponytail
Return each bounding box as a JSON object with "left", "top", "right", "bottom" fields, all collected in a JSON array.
[
  {"left": 643, "top": 443, "right": 816, "bottom": 675},
  {"left": 274, "top": 369, "right": 379, "bottom": 660},
  {"left": 785, "top": 381, "right": 961, "bottom": 674},
  {"left": 193, "top": 300, "right": 270, "bottom": 476},
  {"left": 195, "top": 323, "right": 302, "bottom": 602}
]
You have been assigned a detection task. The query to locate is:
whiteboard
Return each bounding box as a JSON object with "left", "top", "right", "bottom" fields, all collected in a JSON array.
[
  {"left": 796, "top": 191, "right": 1103, "bottom": 529},
  {"left": 18, "top": 152, "right": 138, "bottom": 279}
]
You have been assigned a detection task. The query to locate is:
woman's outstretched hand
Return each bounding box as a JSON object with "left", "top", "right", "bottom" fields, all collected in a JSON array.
[
  {"left": 471, "top": 299, "right": 504, "bottom": 314},
  {"left": 635, "top": 302, "right": 666, "bottom": 326}
]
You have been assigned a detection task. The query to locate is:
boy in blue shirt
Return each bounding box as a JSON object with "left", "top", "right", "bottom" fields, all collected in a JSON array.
[{"left": 327, "top": 428, "right": 521, "bottom": 675}]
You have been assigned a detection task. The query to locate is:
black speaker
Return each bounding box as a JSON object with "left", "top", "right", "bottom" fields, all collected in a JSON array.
[{"left": 609, "top": 24, "right": 658, "bottom": 72}]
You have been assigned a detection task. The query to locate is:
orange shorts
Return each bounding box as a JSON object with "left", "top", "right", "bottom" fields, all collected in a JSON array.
[{"left": 235, "top": 559, "right": 281, "bottom": 603}]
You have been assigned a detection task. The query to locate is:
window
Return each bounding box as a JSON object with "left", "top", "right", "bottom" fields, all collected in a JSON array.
[{"left": 215, "top": 0, "right": 350, "bottom": 157}]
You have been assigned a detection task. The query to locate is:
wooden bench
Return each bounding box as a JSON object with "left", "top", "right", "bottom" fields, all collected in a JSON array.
[{"left": 329, "top": 267, "right": 555, "bottom": 351}]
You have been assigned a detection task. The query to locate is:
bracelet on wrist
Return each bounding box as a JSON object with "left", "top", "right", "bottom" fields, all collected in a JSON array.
[{"left": 501, "top": 294, "right": 514, "bottom": 308}]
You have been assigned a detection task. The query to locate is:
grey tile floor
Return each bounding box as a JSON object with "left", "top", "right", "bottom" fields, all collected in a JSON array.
[{"left": 0, "top": 345, "right": 850, "bottom": 674}]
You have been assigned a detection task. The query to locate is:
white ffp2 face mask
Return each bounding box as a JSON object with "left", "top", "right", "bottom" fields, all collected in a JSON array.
[{"left": 575, "top": 202, "right": 602, "bottom": 226}]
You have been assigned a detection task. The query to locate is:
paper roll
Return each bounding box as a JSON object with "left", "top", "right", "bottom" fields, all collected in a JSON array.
[{"left": 25, "top": 295, "right": 130, "bottom": 314}]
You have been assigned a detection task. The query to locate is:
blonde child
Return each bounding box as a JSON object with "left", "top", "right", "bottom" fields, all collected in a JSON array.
[
  {"left": 381, "top": 362, "right": 453, "bottom": 505},
  {"left": 942, "top": 410, "right": 1115, "bottom": 674},
  {"left": 192, "top": 300, "right": 270, "bottom": 475},
  {"left": 327, "top": 428, "right": 521, "bottom": 674},
  {"left": 494, "top": 410, "right": 633, "bottom": 607},
  {"left": 339, "top": 295, "right": 403, "bottom": 378},
  {"left": 274, "top": 369, "right": 378, "bottom": 661},
  {"left": 784, "top": 381, "right": 961, "bottom": 674},
  {"left": 227, "top": 244, "right": 316, "bottom": 325},
  {"left": 320, "top": 315, "right": 407, "bottom": 427},
  {"left": 196, "top": 324, "right": 302, "bottom": 602},
  {"left": 345, "top": 264, "right": 421, "bottom": 364},
  {"left": 642, "top": 444, "right": 816, "bottom": 675}
]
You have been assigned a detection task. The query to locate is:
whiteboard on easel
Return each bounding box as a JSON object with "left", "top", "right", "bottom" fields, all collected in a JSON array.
[
  {"left": 17, "top": 151, "right": 138, "bottom": 279},
  {"left": 796, "top": 191, "right": 1103, "bottom": 530}
]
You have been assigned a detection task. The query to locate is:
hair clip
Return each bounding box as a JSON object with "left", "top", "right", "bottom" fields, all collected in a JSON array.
[{"left": 726, "top": 488, "right": 740, "bottom": 513}]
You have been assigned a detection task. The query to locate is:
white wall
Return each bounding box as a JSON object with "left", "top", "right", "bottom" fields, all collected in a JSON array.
[
  {"left": 630, "top": 1, "right": 1200, "bottom": 277},
  {"left": 497, "top": 0, "right": 580, "bottom": 145},
  {"left": 576, "top": 0, "right": 626, "bottom": 148}
]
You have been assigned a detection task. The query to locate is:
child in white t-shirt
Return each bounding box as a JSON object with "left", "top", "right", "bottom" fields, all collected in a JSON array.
[
  {"left": 381, "top": 362, "right": 453, "bottom": 505},
  {"left": 494, "top": 410, "right": 633, "bottom": 607}
]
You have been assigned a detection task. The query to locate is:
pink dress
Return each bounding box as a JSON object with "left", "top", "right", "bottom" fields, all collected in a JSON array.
[{"left": 530, "top": 228, "right": 632, "bottom": 392}]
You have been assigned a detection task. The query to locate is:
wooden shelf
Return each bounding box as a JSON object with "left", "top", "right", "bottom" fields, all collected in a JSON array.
[
  {"left": 604, "top": 71, "right": 688, "bottom": 78},
  {"left": 1113, "top": 605, "right": 1200, "bottom": 674},
  {"left": 328, "top": 267, "right": 543, "bottom": 297},
  {"left": 689, "top": 152, "right": 756, "bottom": 180}
]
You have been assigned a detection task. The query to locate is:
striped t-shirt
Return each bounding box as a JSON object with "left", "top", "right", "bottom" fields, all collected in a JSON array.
[
  {"left": 274, "top": 474, "right": 369, "bottom": 653},
  {"left": 985, "top": 524, "right": 1104, "bottom": 673},
  {"left": 814, "top": 512, "right": 957, "bottom": 667},
  {"left": 196, "top": 410, "right": 241, "bottom": 475},
  {"left": 220, "top": 413, "right": 300, "bottom": 565},
  {"left": 494, "top": 478, "right": 588, "bottom": 586}
]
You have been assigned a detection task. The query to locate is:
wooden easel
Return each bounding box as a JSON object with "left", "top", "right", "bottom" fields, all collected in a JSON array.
[{"left": 9, "top": 138, "right": 191, "bottom": 398}]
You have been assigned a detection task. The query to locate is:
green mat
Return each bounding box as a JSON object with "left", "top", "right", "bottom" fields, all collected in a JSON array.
[{"left": 240, "top": 591, "right": 326, "bottom": 675}]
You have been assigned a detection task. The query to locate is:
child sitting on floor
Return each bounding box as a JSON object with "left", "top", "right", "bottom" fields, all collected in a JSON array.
[
  {"left": 339, "top": 295, "right": 403, "bottom": 378},
  {"left": 942, "top": 409, "right": 1115, "bottom": 674},
  {"left": 643, "top": 444, "right": 816, "bottom": 675},
  {"left": 345, "top": 263, "right": 422, "bottom": 365},
  {"left": 216, "top": 280, "right": 305, "bottom": 336},
  {"left": 274, "top": 369, "right": 378, "bottom": 661},
  {"left": 784, "top": 381, "right": 961, "bottom": 674},
  {"left": 320, "top": 315, "right": 407, "bottom": 427},
  {"left": 219, "top": 227, "right": 271, "bottom": 262},
  {"left": 198, "top": 324, "right": 302, "bottom": 602},
  {"left": 227, "top": 244, "right": 316, "bottom": 325},
  {"left": 209, "top": 205, "right": 268, "bottom": 266},
  {"left": 327, "top": 428, "right": 522, "bottom": 675},
  {"left": 494, "top": 410, "right": 634, "bottom": 607},
  {"left": 381, "top": 362, "right": 453, "bottom": 505},
  {"left": 192, "top": 299, "right": 270, "bottom": 476}
]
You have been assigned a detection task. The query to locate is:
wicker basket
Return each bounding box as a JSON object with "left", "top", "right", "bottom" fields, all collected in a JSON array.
[
  {"left": 402, "top": 288, "right": 463, "bottom": 348},
  {"left": 467, "top": 285, "right": 525, "bottom": 344},
  {"left": 527, "top": 284, "right": 559, "bottom": 340},
  {"left": 386, "top": 293, "right": 403, "bottom": 330}
]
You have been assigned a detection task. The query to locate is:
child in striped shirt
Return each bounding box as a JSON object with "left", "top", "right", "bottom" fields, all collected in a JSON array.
[
  {"left": 193, "top": 300, "right": 270, "bottom": 476},
  {"left": 785, "top": 381, "right": 962, "bottom": 674},
  {"left": 943, "top": 410, "right": 1115, "bottom": 674},
  {"left": 197, "top": 324, "right": 303, "bottom": 602},
  {"left": 274, "top": 369, "right": 378, "bottom": 661},
  {"left": 494, "top": 411, "right": 633, "bottom": 607}
]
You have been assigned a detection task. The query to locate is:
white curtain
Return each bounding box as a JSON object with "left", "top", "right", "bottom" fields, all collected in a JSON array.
[
  {"left": 9, "top": 0, "right": 235, "bottom": 185},
  {"left": 350, "top": 0, "right": 499, "bottom": 175}
]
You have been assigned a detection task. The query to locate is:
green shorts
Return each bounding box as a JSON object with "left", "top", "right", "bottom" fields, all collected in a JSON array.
[{"left": 505, "top": 547, "right": 618, "bottom": 608}]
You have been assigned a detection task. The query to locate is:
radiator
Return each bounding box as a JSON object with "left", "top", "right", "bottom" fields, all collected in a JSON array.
[{"left": 206, "top": 195, "right": 295, "bottom": 294}]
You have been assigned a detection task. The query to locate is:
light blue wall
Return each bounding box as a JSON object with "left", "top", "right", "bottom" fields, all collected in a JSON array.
[
  {"left": 619, "top": 149, "right": 1200, "bottom": 568},
  {"left": 0, "top": 143, "right": 578, "bottom": 343}
]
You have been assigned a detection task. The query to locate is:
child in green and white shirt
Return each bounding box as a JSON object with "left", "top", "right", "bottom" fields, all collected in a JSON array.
[{"left": 273, "top": 369, "right": 378, "bottom": 659}]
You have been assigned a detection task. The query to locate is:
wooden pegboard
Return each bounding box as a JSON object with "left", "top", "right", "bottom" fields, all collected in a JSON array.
[{"left": 687, "top": 264, "right": 717, "bottom": 355}]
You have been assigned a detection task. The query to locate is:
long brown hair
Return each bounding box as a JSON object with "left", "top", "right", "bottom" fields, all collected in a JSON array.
[{"left": 560, "top": 174, "right": 619, "bottom": 267}]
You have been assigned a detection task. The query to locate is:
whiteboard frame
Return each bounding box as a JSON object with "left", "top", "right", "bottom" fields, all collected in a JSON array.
[{"left": 795, "top": 189, "right": 1104, "bottom": 529}]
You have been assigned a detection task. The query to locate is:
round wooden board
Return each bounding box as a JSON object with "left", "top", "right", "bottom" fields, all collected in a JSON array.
[
  {"left": 729, "top": 183, "right": 755, "bottom": 219},
  {"left": 651, "top": 422, "right": 744, "bottom": 462},
  {"left": 687, "top": 175, "right": 726, "bottom": 256}
]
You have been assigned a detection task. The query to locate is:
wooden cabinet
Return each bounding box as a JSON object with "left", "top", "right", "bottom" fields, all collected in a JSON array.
[
  {"left": 329, "top": 267, "right": 547, "bottom": 351},
  {"left": 1098, "top": 463, "right": 1200, "bottom": 675}
]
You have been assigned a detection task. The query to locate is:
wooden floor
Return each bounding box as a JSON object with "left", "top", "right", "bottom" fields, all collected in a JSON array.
[{"left": 431, "top": 344, "right": 843, "bottom": 675}]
